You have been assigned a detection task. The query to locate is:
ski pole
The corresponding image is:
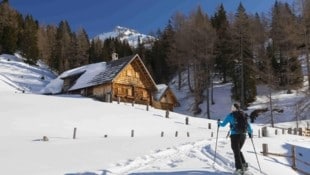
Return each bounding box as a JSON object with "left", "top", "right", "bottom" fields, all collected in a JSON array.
[
  {"left": 213, "top": 119, "right": 220, "bottom": 164},
  {"left": 250, "top": 137, "right": 262, "bottom": 173}
]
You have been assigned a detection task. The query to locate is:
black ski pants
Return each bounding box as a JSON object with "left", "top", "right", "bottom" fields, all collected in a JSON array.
[{"left": 230, "top": 133, "right": 246, "bottom": 170}]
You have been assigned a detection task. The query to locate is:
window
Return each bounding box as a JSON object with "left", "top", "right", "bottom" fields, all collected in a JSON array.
[
  {"left": 143, "top": 91, "right": 147, "bottom": 98},
  {"left": 117, "top": 87, "right": 122, "bottom": 95},
  {"left": 127, "top": 88, "right": 132, "bottom": 96},
  {"left": 127, "top": 70, "right": 132, "bottom": 77},
  {"left": 135, "top": 72, "right": 139, "bottom": 78}
]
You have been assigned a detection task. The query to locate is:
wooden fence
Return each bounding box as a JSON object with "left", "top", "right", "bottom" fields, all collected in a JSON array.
[
  {"left": 259, "top": 126, "right": 310, "bottom": 137},
  {"left": 261, "top": 143, "right": 310, "bottom": 175}
]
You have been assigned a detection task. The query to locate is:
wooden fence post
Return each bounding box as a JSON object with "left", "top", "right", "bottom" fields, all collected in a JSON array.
[
  {"left": 117, "top": 96, "right": 120, "bottom": 104},
  {"left": 165, "top": 110, "right": 169, "bottom": 118},
  {"left": 262, "top": 143, "right": 268, "bottom": 156},
  {"left": 262, "top": 127, "right": 267, "bottom": 137},
  {"left": 282, "top": 128, "right": 285, "bottom": 135},
  {"left": 288, "top": 128, "right": 292, "bottom": 134},
  {"left": 298, "top": 128, "right": 303, "bottom": 136},
  {"left": 43, "top": 136, "right": 49, "bottom": 141},
  {"left": 132, "top": 100, "right": 135, "bottom": 107},
  {"left": 187, "top": 132, "right": 190, "bottom": 137},
  {"left": 131, "top": 129, "right": 134, "bottom": 137},
  {"left": 185, "top": 117, "right": 189, "bottom": 125},
  {"left": 73, "top": 127, "right": 77, "bottom": 139},
  {"left": 175, "top": 131, "right": 178, "bottom": 137},
  {"left": 291, "top": 145, "right": 296, "bottom": 170},
  {"left": 146, "top": 103, "right": 149, "bottom": 111},
  {"left": 161, "top": 131, "right": 164, "bottom": 137},
  {"left": 258, "top": 129, "right": 261, "bottom": 138},
  {"left": 208, "top": 123, "right": 211, "bottom": 129},
  {"left": 211, "top": 132, "right": 214, "bottom": 138},
  {"left": 275, "top": 129, "right": 278, "bottom": 135}
]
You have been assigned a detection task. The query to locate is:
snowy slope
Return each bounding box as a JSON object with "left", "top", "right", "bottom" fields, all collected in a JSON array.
[
  {"left": 0, "top": 54, "right": 309, "bottom": 175},
  {"left": 0, "top": 54, "right": 56, "bottom": 93},
  {"left": 94, "top": 26, "right": 156, "bottom": 48}
]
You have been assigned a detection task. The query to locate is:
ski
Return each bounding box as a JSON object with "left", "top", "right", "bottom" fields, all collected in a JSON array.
[
  {"left": 243, "top": 170, "right": 254, "bottom": 175},
  {"left": 232, "top": 170, "right": 254, "bottom": 175}
]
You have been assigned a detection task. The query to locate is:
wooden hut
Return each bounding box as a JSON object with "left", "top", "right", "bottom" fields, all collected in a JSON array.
[
  {"left": 153, "top": 84, "right": 179, "bottom": 111},
  {"left": 60, "top": 54, "right": 157, "bottom": 105}
]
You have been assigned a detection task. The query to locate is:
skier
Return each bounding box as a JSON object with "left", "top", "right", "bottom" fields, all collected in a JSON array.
[{"left": 218, "top": 103, "right": 253, "bottom": 175}]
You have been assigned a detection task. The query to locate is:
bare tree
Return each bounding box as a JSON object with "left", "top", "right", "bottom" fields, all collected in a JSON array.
[
  {"left": 270, "top": 2, "right": 303, "bottom": 93},
  {"left": 296, "top": 0, "right": 310, "bottom": 92},
  {"left": 168, "top": 12, "right": 187, "bottom": 90},
  {"left": 186, "top": 6, "right": 216, "bottom": 117},
  {"left": 169, "top": 6, "right": 215, "bottom": 117},
  {"left": 37, "top": 24, "right": 57, "bottom": 68},
  {"left": 294, "top": 92, "right": 310, "bottom": 129}
]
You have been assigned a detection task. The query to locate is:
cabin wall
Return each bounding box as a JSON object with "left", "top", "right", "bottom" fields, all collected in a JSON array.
[
  {"left": 114, "top": 64, "right": 146, "bottom": 88},
  {"left": 159, "top": 91, "right": 176, "bottom": 104},
  {"left": 91, "top": 84, "right": 112, "bottom": 102},
  {"left": 153, "top": 100, "right": 174, "bottom": 111},
  {"left": 93, "top": 84, "right": 112, "bottom": 96},
  {"left": 112, "top": 63, "right": 151, "bottom": 104},
  {"left": 61, "top": 73, "right": 84, "bottom": 93},
  {"left": 153, "top": 90, "right": 178, "bottom": 111},
  {"left": 62, "top": 79, "right": 71, "bottom": 92}
]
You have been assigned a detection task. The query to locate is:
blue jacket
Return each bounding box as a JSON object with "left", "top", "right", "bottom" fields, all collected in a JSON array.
[{"left": 219, "top": 112, "right": 253, "bottom": 135}]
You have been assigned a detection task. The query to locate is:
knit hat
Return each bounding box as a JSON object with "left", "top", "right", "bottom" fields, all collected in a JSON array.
[{"left": 231, "top": 103, "right": 240, "bottom": 112}]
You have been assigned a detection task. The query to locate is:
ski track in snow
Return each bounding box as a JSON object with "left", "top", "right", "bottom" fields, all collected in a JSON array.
[
  {"left": 107, "top": 138, "right": 264, "bottom": 175},
  {"left": 107, "top": 139, "right": 235, "bottom": 175}
]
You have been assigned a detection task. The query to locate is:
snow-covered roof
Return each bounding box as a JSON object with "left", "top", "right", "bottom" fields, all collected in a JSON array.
[
  {"left": 154, "top": 84, "right": 168, "bottom": 101},
  {"left": 65, "top": 62, "right": 107, "bottom": 91},
  {"left": 84, "top": 55, "right": 133, "bottom": 90},
  {"left": 63, "top": 55, "right": 133, "bottom": 91},
  {"left": 42, "top": 54, "right": 158, "bottom": 94}
]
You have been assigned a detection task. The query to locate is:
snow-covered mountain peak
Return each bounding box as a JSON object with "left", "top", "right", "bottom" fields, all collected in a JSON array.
[
  {"left": 94, "top": 26, "right": 156, "bottom": 48},
  {"left": 114, "top": 26, "right": 138, "bottom": 35}
]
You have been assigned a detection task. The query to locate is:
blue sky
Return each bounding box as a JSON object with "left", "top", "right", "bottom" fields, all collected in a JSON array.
[{"left": 9, "top": 0, "right": 294, "bottom": 38}]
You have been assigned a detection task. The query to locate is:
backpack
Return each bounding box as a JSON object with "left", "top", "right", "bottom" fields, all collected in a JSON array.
[{"left": 232, "top": 111, "right": 248, "bottom": 133}]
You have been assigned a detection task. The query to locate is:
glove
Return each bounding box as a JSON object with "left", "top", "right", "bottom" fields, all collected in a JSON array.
[
  {"left": 248, "top": 133, "right": 252, "bottom": 138},
  {"left": 217, "top": 119, "right": 221, "bottom": 127}
]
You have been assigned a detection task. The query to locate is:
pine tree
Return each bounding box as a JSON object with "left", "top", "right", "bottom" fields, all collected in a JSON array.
[
  {"left": 73, "top": 28, "right": 90, "bottom": 67},
  {"left": 211, "top": 4, "right": 233, "bottom": 83},
  {"left": 89, "top": 38, "right": 104, "bottom": 63},
  {"left": 101, "top": 37, "right": 133, "bottom": 61},
  {"left": 270, "top": 2, "right": 303, "bottom": 92},
  {"left": 53, "top": 20, "right": 74, "bottom": 72},
  {"left": 18, "top": 15, "right": 39, "bottom": 64},
  {"left": 231, "top": 3, "right": 256, "bottom": 108},
  {"left": 149, "top": 23, "right": 174, "bottom": 84},
  {"left": 118, "top": 39, "right": 133, "bottom": 57},
  {"left": 0, "top": 1, "right": 20, "bottom": 54}
]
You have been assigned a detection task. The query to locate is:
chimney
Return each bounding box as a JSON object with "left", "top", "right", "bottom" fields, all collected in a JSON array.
[{"left": 112, "top": 52, "right": 118, "bottom": 61}]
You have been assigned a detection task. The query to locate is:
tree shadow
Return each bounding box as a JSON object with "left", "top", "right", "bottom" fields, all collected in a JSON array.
[
  {"left": 65, "top": 169, "right": 111, "bottom": 175},
  {"left": 65, "top": 169, "right": 232, "bottom": 175},
  {"left": 129, "top": 170, "right": 231, "bottom": 175}
]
